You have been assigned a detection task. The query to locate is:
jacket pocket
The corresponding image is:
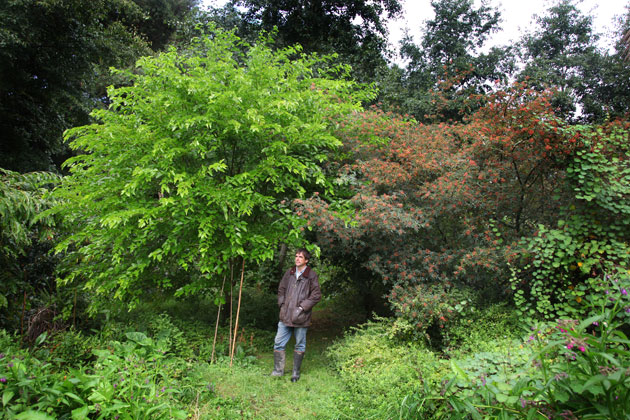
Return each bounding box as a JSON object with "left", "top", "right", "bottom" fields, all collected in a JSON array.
[{"left": 291, "top": 307, "right": 309, "bottom": 325}]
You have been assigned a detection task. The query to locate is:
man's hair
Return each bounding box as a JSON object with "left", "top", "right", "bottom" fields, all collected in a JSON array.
[{"left": 295, "top": 248, "right": 311, "bottom": 262}]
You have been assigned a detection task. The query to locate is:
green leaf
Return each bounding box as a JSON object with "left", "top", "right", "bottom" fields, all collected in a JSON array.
[
  {"left": 71, "top": 405, "right": 90, "bottom": 420},
  {"left": 125, "top": 332, "right": 152, "bottom": 346},
  {"left": 3, "top": 390, "right": 15, "bottom": 407},
  {"left": 581, "top": 375, "right": 606, "bottom": 393},
  {"left": 35, "top": 331, "right": 48, "bottom": 346},
  {"left": 170, "top": 409, "right": 188, "bottom": 420},
  {"left": 65, "top": 392, "right": 85, "bottom": 404},
  {"left": 495, "top": 393, "right": 509, "bottom": 403},
  {"left": 15, "top": 411, "right": 56, "bottom": 420},
  {"left": 450, "top": 360, "right": 470, "bottom": 381}
]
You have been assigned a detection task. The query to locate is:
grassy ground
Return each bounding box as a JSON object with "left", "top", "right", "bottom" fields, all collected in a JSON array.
[{"left": 196, "top": 301, "right": 364, "bottom": 419}]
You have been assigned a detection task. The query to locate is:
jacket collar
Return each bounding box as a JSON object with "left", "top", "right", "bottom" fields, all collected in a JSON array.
[{"left": 290, "top": 266, "right": 311, "bottom": 278}]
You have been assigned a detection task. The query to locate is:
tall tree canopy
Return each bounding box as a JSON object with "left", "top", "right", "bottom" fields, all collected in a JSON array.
[
  {"left": 0, "top": 0, "right": 198, "bottom": 172},
  {"left": 397, "top": 0, "right": 512, "bottom": 122},
  {"left": 48, "top": 28, "right": 373, "bottom": 309},
  {"left": 579, "top": 3, "right": 630, "bottom": 121},
  {"left": 233, "top": 0, "right": 402, "bottom": 81},
  {"left": 130, "top": 0, "right": 199, "bottom": 50},
  {"left": 517, "top": 0, "right": 602, "bottom": 122}
]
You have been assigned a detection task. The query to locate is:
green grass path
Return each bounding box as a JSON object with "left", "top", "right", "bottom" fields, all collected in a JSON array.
[{"left": 198, "top": 310, "right": 353, "bottom": 419}]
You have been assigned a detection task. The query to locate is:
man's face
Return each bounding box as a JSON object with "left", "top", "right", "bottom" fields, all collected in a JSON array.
[{"left": 295, "top": 252, "right": 308, "bottom": 268}]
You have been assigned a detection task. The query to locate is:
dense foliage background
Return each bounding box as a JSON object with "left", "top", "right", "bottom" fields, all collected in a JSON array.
[{"left": 2, "top": 0, "right": 630, "bottom": 418}]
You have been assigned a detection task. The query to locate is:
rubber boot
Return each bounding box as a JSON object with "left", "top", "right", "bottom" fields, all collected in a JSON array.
[
  {"left": 291, "top": 351, "right": 304, "bottom": 382},
  {"left": 270, "top": 350, "right": 285, "bottom": 376}
]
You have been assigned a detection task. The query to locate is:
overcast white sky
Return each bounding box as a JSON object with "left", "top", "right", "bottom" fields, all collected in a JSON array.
[
  {"left": 390, "top": 0, "right": 626, "bottom": 51},
  {"left": 202, "top": 0, "right": 628, "bottom": 54}
]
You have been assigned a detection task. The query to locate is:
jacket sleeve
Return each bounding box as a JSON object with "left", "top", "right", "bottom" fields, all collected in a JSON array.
[
  {"left": 278, "top": 271, "right": 289, "bottom": 307},
  {"left": 299, "top": 272, "right": 321, "bottom": 312}
]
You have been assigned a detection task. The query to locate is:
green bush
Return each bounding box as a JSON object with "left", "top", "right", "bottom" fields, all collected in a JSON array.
[
  {"left": 443, "top": 302, "right": 522, "bottom": 355},
  {"left": 0, "top": 169, "right": 61, "bottom": 330},
  {"left": 43, "top": 329, "right": 99, "bottom": 367},
  {"left": 401, "top": 271, "right": 630, "bottom": 419},
  {"left": 0, "top": 328, "right": 215, "bottom": 419},
  {"left": 327, "top": 317, "right": 448, "bottom": 418},
  {"left": 511, "top": 123, "right": 630, "bottom": 321},
  {"left": 389, "top": 283, "right": 477, "bottom": 347}
]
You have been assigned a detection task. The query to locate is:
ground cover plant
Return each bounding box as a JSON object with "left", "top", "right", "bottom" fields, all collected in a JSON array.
[
  {"left": 0, "top": 326, "right": 215, "bottom": 419},
  {"left": 0, "top": 296, "right": 357, "bottom": 420},
  {"left": 391, "top": 271, "right": 630, "bottom": 419}
]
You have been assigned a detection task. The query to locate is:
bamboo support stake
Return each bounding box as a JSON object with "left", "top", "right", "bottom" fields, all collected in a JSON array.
[
  {"left": 211, "top": 274, "right": 227, "bottom": 363},
  {"left": 228, "top": 260, "right": 234, "bottom": 359},
  {"left": 230, "top": 258, "right": 245, "bottom": 367}
]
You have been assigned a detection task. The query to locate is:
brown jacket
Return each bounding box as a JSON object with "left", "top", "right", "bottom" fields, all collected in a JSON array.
[{"left": 278, "top": 266, "right": 321, "bottom": 327}]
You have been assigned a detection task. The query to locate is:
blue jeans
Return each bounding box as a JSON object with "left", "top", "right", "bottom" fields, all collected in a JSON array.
[{"left": 273, "top": 321, "right": 308, "bottom": 352}]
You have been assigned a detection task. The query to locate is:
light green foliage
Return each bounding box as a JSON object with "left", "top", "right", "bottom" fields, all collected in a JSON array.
[
  {"left": 0, "top": 327, "right": 214, "bottom": 419},
  {"left": 379, "top": 306, "right": 529, "bottom": 418},
  {"left": 49, "top": 27, "right": 373, "bottom": 309},
  {"left": 326, "top": 317, "right": 447, "bottom": 418},
  {"left": 512, "top": 124, "right": 630, "bottom": 320}
]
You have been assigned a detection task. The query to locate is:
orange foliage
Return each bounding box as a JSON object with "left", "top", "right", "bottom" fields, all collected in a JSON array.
[{"left": 295, "top": 84, "right": 578, "bottom": 296}]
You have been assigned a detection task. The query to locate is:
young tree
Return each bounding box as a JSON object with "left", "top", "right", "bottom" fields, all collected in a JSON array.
[{"left": 48, "top": 27, "right": 373, "bottom": 310}]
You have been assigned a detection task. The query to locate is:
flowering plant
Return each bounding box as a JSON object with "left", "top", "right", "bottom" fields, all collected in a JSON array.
[
  {"left": 412, "top": 272, "right": 630, "bottom": 419},
  {"left": 528, "top": 272, "right": 630, "bottom": 419}
]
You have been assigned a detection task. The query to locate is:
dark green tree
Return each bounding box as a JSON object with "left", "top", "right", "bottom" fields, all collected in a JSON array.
[
  {"left": 232, "top": 0, "right": 402, "bottom": 82},
  {"left": 173, "top": 2, "right": 260, "bottom": 46},
  {"left": 517, "top": 0, "right": 603, "bottom": 122},
  {"left": 128, "top": 0, "right": 199, "bottom": 50},
  {"left": 0, "top": 0, "right": 146, "bottom": 172},
  {"left": 580, "top": 4, "right": 630, "bottom": 121},
  {"left": 0, "top": 0, "right": 198, "bottom": 173},
  {"left": 397, "top": 0, "right": 512, "bottom": 122}
]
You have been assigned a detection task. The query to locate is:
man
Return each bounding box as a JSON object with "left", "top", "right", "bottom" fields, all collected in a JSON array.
[{"left": 270, "top": 248, "right": 321, "bottom": 382}]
